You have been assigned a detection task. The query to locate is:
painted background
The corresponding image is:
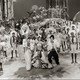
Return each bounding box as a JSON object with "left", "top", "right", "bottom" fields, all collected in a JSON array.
[{"left": 13, "top": 0, "right": 80, "bottom": 20}]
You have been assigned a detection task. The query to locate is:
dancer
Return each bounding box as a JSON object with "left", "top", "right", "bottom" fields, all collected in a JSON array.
[
  {"left": 69, "top": 26, "right": 77, "bottom": 63},
  {"left": 21, "top": 21, "right": 30, "bottom": 53},
  {"left": 10, "top": 31, "right": 18, "bottom": 59},
  {"left": 48, "top": 35, "right": 60, "bottom": 66},
  {"left": 24, "top": 38, "right": 32, "bottom": 71}
]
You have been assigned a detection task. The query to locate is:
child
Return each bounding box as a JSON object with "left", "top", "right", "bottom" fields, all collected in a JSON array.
[
  {"left": 61, "top": 30, "right": 67, "bottom": 52},
  {"left": 69, "top": 26, "right": 77, "bottom": 63},
  {"left": 10, "top": 32, "right": 18, "bottom": 59},
  {"left": 66, "top": 28, "right": 71, "bottom": 51}
]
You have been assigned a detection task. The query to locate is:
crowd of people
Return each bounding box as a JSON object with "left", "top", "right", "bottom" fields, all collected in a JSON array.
[{"left": 0, "top": 16, "right": 80, "bottom": 71}]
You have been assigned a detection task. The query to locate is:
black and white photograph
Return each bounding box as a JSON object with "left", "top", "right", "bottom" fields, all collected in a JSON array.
[{"left": 0, "top": 0, "right": 80, "bottom": 79}]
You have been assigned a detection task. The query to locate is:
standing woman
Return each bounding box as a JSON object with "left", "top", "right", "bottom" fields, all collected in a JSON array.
[
  {"left": 20, "top": 22, "right": 30, "bottom": 53},
  {"left": 24, "top": 38, "right": 32, "bottom": 71}
]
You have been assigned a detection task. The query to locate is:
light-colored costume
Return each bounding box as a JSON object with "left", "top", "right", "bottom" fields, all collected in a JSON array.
[
  {"left": 24, "top": 47, "right": 32, "bottom": 71},
  {"left": 30, "top": 39, "right": 35, "bottom": 51},
  {"left": 24, "top": 39, "right": 32, "bottom": 71},
  {"left": 69, "top": 29, "right": 77, "bottom": 53},
  {"left": 21, "top": 23, "right": 30, "bottom": 47},
  {"left": 0, "top": 34, "right": 9, "bottom": 51}
]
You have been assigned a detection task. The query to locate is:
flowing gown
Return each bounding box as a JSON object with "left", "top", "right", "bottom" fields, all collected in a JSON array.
[{"left": 24, "top": 48, "right": 32, "bottom": 71}]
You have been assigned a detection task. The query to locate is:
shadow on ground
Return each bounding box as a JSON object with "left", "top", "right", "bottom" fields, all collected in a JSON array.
[{"left": 14, "top": 66, "right": 68, "bottom": 79}]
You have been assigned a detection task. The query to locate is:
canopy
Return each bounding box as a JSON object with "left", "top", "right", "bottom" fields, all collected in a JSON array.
[{"left": 73, "top": 11, "right": 80, "bottom": 22}]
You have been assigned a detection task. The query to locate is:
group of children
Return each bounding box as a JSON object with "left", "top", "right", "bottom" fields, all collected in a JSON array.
[{"left": 0, "top": 19, "right": 80, "bottom": 71}]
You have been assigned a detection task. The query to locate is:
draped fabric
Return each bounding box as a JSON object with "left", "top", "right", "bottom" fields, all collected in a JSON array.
[
  {"left": 24, "top": 49, "right": 32, "bottom": 71},
  {"left": 46, "top": 0, "right": 68, "bottom": 9}
]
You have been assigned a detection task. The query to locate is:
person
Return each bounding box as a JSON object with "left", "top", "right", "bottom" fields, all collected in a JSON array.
[
  {"left": 48, "top": 35, "right": 60, "bottom": 66},
  {"left": 10, "top": 32, "right": 18, "bottom": 59},
  {"left": 35, "top": 36, "right": 43, "bottom": 68},
  {"left": 61, "top": 30, "right": 67, "bottom": 52},
  {"left": 0, "top": 31, "right": 8, "bottom": 57},
  {"left": 41, "top": 27, "right": 46, "bottom": 41},
  {"left": 66, "top": 28, "right": 71, "bottom": 51},
  {"left": 41, "top": 40, "right": 52, "bottom": 68},
  {"left": 24, "top": 38, "right": 32, "bottom": 71},
  {"left": 54, "top": 29, "right": 62, "bottom": 53},
  {"left": 30, "top": 36, "right": 36, "bottom": 55},
  {"left": 47, "top": 30, "right": 53, "bottom": 51},
  {"left": 20, "top": 22, "right": 30, "bottom": 53},
  {"left": 69, "top": 26, "right": 77, "bottom": 63}
]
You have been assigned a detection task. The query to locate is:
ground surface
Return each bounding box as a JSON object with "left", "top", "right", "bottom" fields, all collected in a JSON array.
[{"left": 0, "top": 46, "right": 80, "bottom": 80}]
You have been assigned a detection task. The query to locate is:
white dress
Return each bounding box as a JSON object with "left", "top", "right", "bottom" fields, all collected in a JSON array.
[
  {"left": 41, "top": 51, "right": 52, "bottom": 68},
  {"left": 30, "top": 39, "right": 35, "bottom": 51},
  {"left": 21, "top": 23, "right": 30, "bottom": 47},
  {"left": 0, "top": 35, "right": 9, "bottom": 51},
  {"left": 69, "top": 30, "right": 77, "bottom": 53},
  {"left": 24, "top": 48, "right": 32, "bottom": 71}
]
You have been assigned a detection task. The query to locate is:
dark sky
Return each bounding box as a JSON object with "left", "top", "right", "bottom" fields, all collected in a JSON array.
[{"left": 13, "top": 0, "right": 80, "bottom": 20}]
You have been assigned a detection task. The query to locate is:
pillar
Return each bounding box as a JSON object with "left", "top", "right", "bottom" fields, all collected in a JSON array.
[
  {"left": 8, "top": 0, "right": 14, "bottom": 20},
  {"left": 1, "top": 0, "right": 5, "bottom": 20},
  {"left": 0, "top": 0, "right": 2, "bottom": 20}
]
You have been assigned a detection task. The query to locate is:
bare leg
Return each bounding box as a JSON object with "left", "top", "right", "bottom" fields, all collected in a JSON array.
[
  {"left": 4, "top": 51, "right": 7, "bottom": 57},
  {"left": 71, "top": 53, "right": 74, "bottom": 64},
  {"left": 75, "top": 53, "right": 77, "bottom": 63},
  {"left": 0, "top": 62, "right": 3, "bottom": 71},
  {"left": 11, "top": 50, "right": 13, "bottom": 59},
  {"left": 15, "top": 50, "right": 18, "bottom": 58},
  {"left": 24, "top": 47, "right": 26, "bottom": 53}
]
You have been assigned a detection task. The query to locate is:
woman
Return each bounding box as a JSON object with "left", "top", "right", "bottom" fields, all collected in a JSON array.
[{"left": 24, "top": 38, "right": 32, "bottom": 71}]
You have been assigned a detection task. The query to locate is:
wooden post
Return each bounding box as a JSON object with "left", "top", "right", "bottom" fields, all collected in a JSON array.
[
  {"left": 0, "top": 0, "right": 2, "bottom": 20},
  {"left": 66, "top": 0, "right": 69, "bottom": 12},
  {"left": 1, "top": 0, "right": 5, "bottom": 20}
]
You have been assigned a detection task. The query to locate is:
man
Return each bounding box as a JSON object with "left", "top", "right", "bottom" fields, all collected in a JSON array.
[
  {"left": 48, "top": 35, "right": 60, "bottom": 66},
  {"left": 69, "top": 25, "right": 77, "bottom": 63}
]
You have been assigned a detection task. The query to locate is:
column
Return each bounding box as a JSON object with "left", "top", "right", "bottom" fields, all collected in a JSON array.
[
  {"left": 52, "top": 0, "right": 56, "bottom": 8},
  {"left": 66, "top": 0, "right": 69, "bottom": 12},
  {"left": 8, "top": 0, "right": 14, "bottom": 20},
  {"left": 46, "top": 0, "right": 49, "bottom": 9},
  {"left": 4, "top": 0, "right": 8, "bottom": 19},
  {"left": 0, "top": 0, "right": 2, "bottom": 20},
  {"left": 2, "top": 0, "right": 5, "bottom": 20},
  {"left": 55, "top": 0, "right": 58, "bottom": 6},
  {"left": 48, "top": 0, "right": 51, "bottom": 8}
]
